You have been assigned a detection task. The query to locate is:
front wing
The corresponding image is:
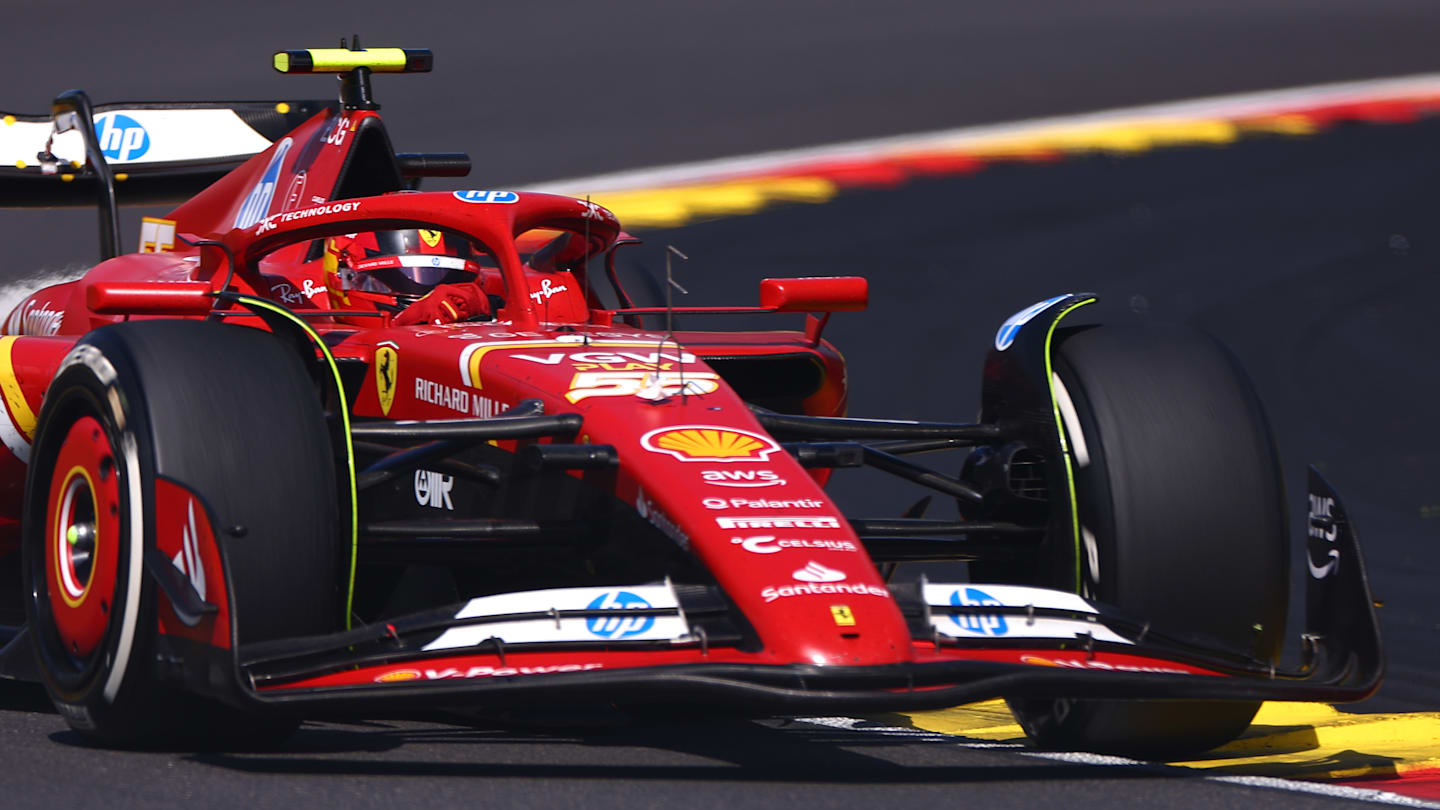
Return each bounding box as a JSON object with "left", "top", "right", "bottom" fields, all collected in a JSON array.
[{"left": 194, "top": 469, "right": 1379, "bottom": 715}]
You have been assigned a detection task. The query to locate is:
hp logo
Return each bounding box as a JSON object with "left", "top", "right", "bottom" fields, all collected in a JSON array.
[
  {"left": 453, "top": 190, "right": 519, "bottom": 204},
  {"left": 949, "top": 587, "right": 1009, "bottom": 636},
  {"left": 93, "top": 113, "right": 150, "bottom": 162},
  {"left": 585, "top": 591, "right": 655, "bottom": 639}
]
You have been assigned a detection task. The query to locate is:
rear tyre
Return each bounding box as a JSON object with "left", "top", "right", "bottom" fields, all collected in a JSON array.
[
  {"left": 23, "top": 321, "right": 341, "bottom": 748},
  {"left": 1006, "top": 325, "right": 1288, "bottom": 757}
]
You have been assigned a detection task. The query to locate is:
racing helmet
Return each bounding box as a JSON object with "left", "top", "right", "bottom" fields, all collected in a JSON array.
[{"left": 324, "top": 228, "right": 487, "bottom": 318}]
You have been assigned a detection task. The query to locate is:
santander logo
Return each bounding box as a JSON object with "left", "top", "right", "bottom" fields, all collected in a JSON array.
[{"left": 761, "top": 560, "right": 889, "bottom": 603}]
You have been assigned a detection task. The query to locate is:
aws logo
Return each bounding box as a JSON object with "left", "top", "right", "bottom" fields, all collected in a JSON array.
[{"left": 93, "top": 113, "right": 150, "bottom": 162}]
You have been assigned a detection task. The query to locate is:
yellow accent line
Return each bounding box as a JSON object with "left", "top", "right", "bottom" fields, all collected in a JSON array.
[
  {"left": 231, "top": 297, "right": 358, "bottom": 629},
  {"left": 1042, "top": 297, "right": 1097, "bottom": 592},
  {"left": 0, "top": 336, "right": 37, "bottom": 439},
  {"left": 894, "top": 700, "right": 1440, "bottom": 780}
]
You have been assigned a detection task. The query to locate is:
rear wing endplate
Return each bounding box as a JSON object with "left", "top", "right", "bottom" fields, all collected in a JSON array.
[
  {"left": 0, "top": 95, "right": 332, "bottom": 206},
  {"left": 0, "top": 91, "right": 333, "bottom": 258}
]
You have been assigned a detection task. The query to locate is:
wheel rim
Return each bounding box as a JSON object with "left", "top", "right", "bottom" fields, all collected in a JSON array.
[{"left": 45, "top": 416, "right": 120, "bottom": 660}]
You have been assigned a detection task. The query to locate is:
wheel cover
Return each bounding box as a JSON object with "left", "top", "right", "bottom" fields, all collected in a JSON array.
[{"left": 45, "top": 416, "right": 120, "bottom": 659}]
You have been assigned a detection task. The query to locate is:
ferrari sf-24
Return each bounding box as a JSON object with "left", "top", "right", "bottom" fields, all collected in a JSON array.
[{"left": 0, "top": 46, "right": 1380, "bottom": 754}]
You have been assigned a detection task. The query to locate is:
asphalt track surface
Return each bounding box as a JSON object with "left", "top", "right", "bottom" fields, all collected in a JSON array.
[{"left": 2, "top": 2, "right": 1440, "bottom": 808}]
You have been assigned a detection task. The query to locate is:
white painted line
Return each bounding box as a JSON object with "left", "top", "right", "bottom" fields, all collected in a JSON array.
[
  {"left": 796, "top": 716, "right": 1440, "bottom": 808},
  {"left": 524, "top": 72, "right": 1440, "bottom": 195}
]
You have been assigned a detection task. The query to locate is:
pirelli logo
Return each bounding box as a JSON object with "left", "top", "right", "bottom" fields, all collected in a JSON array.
[{"left": 715, "top": 516, "right": 842, "bottom": 530}]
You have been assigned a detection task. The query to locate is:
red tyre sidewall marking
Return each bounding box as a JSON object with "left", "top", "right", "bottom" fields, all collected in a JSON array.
[{"left": 45, "top": 416, "right": 120, "bottom": 658}]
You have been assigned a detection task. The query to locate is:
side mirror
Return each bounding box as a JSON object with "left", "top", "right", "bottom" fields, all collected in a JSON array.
[
  {"left": 87, "top": 281, "right": 214, "bottom": 315},
  {"left": 759, "top": 276, "right": 868, "bottom": 313}
]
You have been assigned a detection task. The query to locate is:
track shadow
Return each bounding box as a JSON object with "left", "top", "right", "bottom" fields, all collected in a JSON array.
[
  {"left": 0, "top": 679, "right": 56, "bottom": 714},
  {"left": 181, "top": 714, "right": 1190, "bottom": 785}
]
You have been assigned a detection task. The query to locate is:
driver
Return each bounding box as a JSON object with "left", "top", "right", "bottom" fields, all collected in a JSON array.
[{"left": 322, "top": 228, "right": 492, "bottom": 326}]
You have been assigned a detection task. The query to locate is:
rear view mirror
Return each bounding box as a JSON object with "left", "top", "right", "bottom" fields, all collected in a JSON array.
[
  {"left": 87, "top": 281, "right": 214, "bottom": 315},
  {"left": 759, "top": 277, "right": 868, "bottom": 312}
]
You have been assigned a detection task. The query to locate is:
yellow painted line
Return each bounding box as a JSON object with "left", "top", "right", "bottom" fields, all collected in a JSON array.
[
  {"left": 1178, "top": 702, "right": 1440, "bottom": 779},
  {"left": 571, "top": 117, "right": 1325, "bottom": 228},
  {"left": 1243, "top": 114, "right": 1323, "bottom": 136},
  {"left": 0, "top": 336, "right": 37, "bottom": 439},
  {"left": 591, "top": 177, "right": 836, "bottom": 229},
  {"left": 892, "top": 700, "right": 1440, "bottom": 781},
  {"left": 964, "top": 119, "right": 1241, "bottom": 156},
  {"left": 888, "top": 699, "right": 1025, "bottom": 742}
]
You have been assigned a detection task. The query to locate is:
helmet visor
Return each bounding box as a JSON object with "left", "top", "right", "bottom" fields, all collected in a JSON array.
[{"left": 350, "top": 255, "right": 480, "bottom": 297}]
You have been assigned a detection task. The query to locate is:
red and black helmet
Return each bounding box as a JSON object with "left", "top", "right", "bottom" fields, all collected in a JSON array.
[{"left": 324, "top": 228, "right": 489, "bottom": 316}]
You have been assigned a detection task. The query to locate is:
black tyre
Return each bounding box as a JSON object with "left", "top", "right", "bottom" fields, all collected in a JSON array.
[
  {"left": 22, "top": 320, "right": 340, "bottom": 747},
  {"left": 1007, "top": 325, "right": 1288, "bottom": 757}
]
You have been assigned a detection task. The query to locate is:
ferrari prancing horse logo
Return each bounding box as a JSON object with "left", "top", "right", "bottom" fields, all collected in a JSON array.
[{"left": 375, "top": 343, "right": 398, "bottom": 415}]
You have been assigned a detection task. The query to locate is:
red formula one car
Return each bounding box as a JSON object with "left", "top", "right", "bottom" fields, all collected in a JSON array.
[{"left": 0, "top": 47, "right": 1380, "bottom": 754}]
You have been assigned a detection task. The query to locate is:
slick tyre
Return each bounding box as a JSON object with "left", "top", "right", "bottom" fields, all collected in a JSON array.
[
  {"left": 22, "top": 321, "right": 340, "bottom": 747},
  {"left": 1007, "top": 325, "right": 1288, "bottom": 757}
]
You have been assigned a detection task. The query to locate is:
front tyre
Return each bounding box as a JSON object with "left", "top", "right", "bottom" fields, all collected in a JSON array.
[
  {"left": 23, "top": 322, "right": 340, "bottom": 747},
  {"left": 1008, "top": 325, "right": 1288, "bottom": 757}
]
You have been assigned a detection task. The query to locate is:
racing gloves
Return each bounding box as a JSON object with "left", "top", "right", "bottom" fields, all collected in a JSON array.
[{"left": 394, "top": 284, "right": 491, "bottom": 326}]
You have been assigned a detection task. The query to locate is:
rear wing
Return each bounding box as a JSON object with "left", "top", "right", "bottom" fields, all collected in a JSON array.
[
  {"left": 2, "top": 44, "right": 462, "bottom": 262},
  {"left": 0, "top": 91, "right": 332, "bottom": 260},
  {"left": 0, "top": 96, "right": 333, "bottom": 207}
]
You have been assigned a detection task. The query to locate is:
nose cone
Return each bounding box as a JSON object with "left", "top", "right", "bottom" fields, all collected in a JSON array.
[{"left": 750, "top": 557, "right": 912, "bottom": 665}]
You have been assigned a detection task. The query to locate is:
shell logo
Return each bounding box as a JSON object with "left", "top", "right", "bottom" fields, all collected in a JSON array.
[
  {"left": 374, "top": 669, "right": 422, "bottom": 683},
  {"left": 640, "top": 425, "right": 781, "bottom": 463}
]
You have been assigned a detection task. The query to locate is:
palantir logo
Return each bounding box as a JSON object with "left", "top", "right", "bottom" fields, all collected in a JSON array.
[
  {"left": 585, "top": 590, "right": 655, "bottom": 639},
  {"left": 949, "top": 587, "right": 1008, "bottom": 636},
  {"left": 93, "top": 113, "right": 150, "bottom": 162}
]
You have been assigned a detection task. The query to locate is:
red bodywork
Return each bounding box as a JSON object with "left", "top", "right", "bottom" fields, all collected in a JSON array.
[{"left": 0, "top": 103, "right": 1344, "bottom": 710}]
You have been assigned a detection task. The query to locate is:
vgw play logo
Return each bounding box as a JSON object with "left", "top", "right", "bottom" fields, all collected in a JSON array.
[{"left": 92, "top": 113, "right": 150, "bottom": 162}]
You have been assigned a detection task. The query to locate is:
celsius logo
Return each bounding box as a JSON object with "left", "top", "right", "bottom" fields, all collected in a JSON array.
[
  {"left": 730, "top": 536, "right": 857, "bottom": 554},
  {"left": 93, "top": 113, "right": 150, "bottom": 161},
  {"left": 585, "top": 591, "right": 655, "bottom": 639},
  {"left": 949, "top": 587, "right": 1008, "bottom": 636},
  {"left": 453, "top": 190, "right": 519, "bottom": 204}
]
